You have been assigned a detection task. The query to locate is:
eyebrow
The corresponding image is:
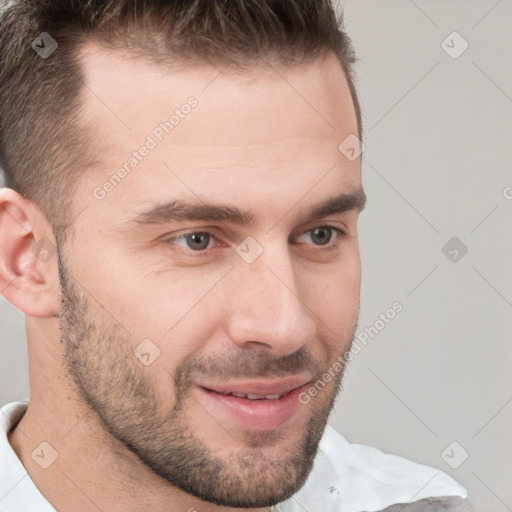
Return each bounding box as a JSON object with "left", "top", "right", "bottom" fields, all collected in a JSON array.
[{"left": 127, "top": 189, "right": 366, "bottom": 228}]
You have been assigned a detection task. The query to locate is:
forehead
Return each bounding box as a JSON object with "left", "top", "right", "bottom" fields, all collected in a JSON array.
[
  {"left": 73, "top": 43, "right": 361, "bottom": 223},
  {"left": 77, "top": 43, "right": 357, "bottom": 135}
]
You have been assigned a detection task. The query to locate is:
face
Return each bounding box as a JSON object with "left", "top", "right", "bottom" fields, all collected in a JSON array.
[{"left": 57, "top": 45, "right": 364, "bottom": 508}]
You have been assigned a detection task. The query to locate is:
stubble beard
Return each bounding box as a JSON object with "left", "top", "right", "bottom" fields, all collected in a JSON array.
[{"left": 56, "top": 251, "right": 356, "bottom": 508}]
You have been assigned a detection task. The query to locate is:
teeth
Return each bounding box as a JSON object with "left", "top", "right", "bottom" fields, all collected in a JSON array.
[
  {"left": 239, "top": 393, "right": 283, "bottom": 400},
  {"left": 210, "top": 390, "right": 284, "bottom": 400}
]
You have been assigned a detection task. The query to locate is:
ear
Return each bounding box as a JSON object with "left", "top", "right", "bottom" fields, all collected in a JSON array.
[{"left": 0, "top": 188, "right": 60, "bottom": 317}]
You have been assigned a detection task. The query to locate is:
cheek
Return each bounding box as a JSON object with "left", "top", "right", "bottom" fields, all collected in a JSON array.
[
  {"left": 127, "top": 270, "right": 228, "bottom": 366},
  {"left": 306, "top": 242, "right": 360, "bottom": 293},
  {"left": 300, "top": 252, "right": 361, "bottom": 341}
]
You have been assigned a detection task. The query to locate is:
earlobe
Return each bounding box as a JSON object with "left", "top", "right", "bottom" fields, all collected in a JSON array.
[{"left": 0, "top": 188, "right": 60, "bottom": 318}]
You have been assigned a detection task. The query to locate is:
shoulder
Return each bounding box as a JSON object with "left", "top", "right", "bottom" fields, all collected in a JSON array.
[
  {"left": 282, "top": 425, "right": 469, "bottom": 512},
  {"left": 0, "top": 400, "right": 29, "bottom": 435},
  {"left": 0, "top": 400, "right": 57, "bottom": 512},
  {"left": 380, "top": 496, "right": 475, "bottom": 511}
]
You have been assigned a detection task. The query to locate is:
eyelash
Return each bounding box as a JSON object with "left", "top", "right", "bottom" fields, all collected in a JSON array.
[{"left": 162, "top": 226, "right": 347, "bottom": 257}]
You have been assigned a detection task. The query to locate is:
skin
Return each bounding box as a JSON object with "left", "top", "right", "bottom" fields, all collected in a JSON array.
[{"left": 0, "top": 43, "right": 364, "bottom": 512}]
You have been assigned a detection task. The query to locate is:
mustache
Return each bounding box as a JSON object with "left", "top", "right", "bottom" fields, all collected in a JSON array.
[{"left": 174, "top": 348, "right": 326, "bottom": 385}]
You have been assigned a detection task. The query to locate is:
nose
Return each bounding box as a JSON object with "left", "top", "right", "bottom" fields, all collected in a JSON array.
[{"left": 225, "top": 241, "right": 316, "bottom": 357}]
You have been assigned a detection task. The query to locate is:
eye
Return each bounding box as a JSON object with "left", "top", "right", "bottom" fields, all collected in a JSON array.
[
  {"left": 163, "top": 225, "right": 346, "bottom": 256},
  {"left": 167, "top": 231, "right": 217, "bottom": 251},
  {"left": 296, "top": 226, "right": 345, "bottom": 246}
]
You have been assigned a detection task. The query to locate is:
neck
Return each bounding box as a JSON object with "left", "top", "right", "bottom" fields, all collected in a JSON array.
[{"left": 9, "top": 397, "right": 273, "bottom": 512}]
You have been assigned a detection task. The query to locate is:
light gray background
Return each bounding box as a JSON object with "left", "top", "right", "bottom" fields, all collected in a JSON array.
[{"left": 1, "top": 1, "right": 511, "bottom": 511}]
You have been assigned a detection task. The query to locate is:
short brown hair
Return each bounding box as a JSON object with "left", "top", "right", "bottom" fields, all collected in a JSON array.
[{"left": 0, "top": 0, "right": 361, "bottom": 240}]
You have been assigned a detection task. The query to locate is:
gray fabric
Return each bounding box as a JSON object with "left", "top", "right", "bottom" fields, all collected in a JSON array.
[{"left": 375, "top": 496, "right": 474, "bottom": 512}]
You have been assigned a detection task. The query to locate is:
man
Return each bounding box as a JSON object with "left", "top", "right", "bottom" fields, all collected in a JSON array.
[{"left": 0, "top": 1, "right": 472, "bottom": 511}]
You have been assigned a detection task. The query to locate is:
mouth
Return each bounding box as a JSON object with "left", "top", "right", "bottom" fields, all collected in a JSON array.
[
  {"left": 195, "top": 376, "right": 313, "bottom": 431},
  {"left": 207, "top": 390, "right": 287, "bottom": 400}
]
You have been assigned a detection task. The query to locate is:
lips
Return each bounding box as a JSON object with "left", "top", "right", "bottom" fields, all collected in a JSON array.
[
  {"left": 195, "top": 376, "right": 313, "bottom": 430},
  {"left": 200, "top": 375, "right": 312, "bottom": 400}
]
